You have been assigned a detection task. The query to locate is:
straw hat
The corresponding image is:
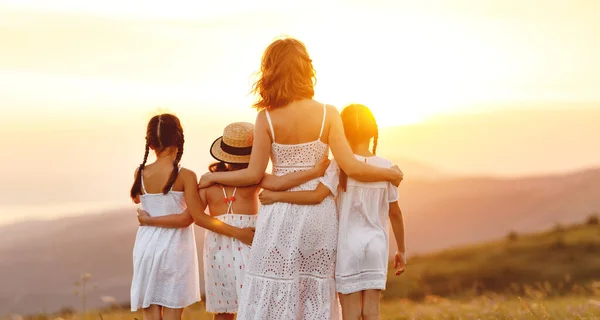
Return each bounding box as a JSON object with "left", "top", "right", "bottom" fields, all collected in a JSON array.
[{"left": 210, "top": 122, "right": 254, "bottom": 164}]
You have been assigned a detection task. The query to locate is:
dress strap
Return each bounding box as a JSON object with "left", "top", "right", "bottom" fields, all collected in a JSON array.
[
  {"left": 265, "top": 110, "right": 276, "bottom": 142},
  {"left": 140, "top": 169, "right": 147, "bottom": 194},
  {"left": 221, "top": 186, "right": 237, "bottom": 214},
  {"left": 318, "top": 103, "right": 327, "bottom": 139}
]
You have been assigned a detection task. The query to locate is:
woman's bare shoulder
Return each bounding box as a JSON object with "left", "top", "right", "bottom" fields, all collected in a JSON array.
[{"left": 325, "top": 104, "right": 340, "bottom": 115}]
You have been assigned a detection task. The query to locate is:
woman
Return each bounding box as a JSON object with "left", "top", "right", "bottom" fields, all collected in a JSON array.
[{"left": 199, "top": 37, "right": 403, "bottom": 320}]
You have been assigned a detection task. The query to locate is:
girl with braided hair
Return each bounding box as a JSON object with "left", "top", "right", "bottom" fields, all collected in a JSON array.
[
  {"left": 129, "top": 114, "right": 255, "bottom": 320},
  {"left": 259, "top": 104, "right": 407, "bottom": 320},
  {"left": 137, "top": 121, "right": 331, "bottom": 320}
]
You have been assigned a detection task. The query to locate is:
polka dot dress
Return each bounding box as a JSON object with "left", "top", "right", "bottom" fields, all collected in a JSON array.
[{"left": 203, "top": 214, "right": 256, "bottom": 314}]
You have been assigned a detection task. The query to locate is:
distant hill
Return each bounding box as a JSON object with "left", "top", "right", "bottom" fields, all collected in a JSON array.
[
  {"left": 382, "top": 155, "right": 448, "bottom": 181},
  {"left": 392, "top": 167, "right": 600, "bottom": 255},
  {"left": 0, "top": 210, "right": 207, "bottom": 316},
  {"left": 2, "top": 167, "right": 600, "bottom": 315}
]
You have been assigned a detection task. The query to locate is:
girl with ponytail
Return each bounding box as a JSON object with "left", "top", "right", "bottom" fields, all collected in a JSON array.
[
  {"left": 129, "top": 114, "right": 256, "bottom": 320},
  {"left": 259, "top": 104, "right": 407, "bottom": 320}
]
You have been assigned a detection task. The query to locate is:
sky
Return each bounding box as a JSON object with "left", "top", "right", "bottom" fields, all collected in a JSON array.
[{"left": 0, "top": 0, "right": 599, "bottom": 224}]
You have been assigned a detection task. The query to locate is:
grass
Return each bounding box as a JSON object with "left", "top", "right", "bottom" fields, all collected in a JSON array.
[
  {"left": 384, "top": 223, "right": 600, "bottom": 300},
  {"left": 14, "top": 296, "right": 600, "bottom": 320}
]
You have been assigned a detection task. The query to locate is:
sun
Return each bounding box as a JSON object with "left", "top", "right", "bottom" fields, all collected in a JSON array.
[{"left": 297, "top": 11, "right": 513, "bottom": 128}]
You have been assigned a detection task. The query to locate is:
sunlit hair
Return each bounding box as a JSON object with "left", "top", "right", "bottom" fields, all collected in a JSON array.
[
  {"left": 208, "top": 162, "right": 249, "bottom": 173},
  {"left": 339, "top": 104, "right": 379, "bottom": 192},
  {"left": 130, "top": 114, "right": 185, "bottom": 199},
  {"left": 251, "top": 37, "right": 316, "bottom": 110}
]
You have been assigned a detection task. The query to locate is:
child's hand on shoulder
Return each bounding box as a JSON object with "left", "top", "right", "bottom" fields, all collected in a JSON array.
[
  {"left": 394, "top": 251, "right": 406, "bottom": 276},
  {"left": 198, "top": 172, "right": 215, "bottom": 189},
  {"left": 259, "top": 190, "right": 279, "bottom": 205}
]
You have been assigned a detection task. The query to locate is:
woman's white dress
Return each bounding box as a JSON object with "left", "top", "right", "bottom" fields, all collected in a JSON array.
[
  {"left": 320, "top": 155, "right": 398, "bottom": 294},
  {"left": 237, "top": 105, "right": 340, "bottom": 319},
  {"left": 130, "top": 169, "right": 200, "bottom": 311}
]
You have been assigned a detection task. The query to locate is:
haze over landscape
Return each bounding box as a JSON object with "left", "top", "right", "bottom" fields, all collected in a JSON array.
[{"left": 0, "top": 0, "right": 599, "bottom": 317}]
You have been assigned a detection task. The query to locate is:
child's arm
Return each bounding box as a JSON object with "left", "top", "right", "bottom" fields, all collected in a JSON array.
[
  {"left": 389, "top": 201, "right": 406, "bottom": 276},
  {"left": 260, "top": 157, "right": 330, "bottom": 191},
  {"left": 137, "top": 187, "right": 207, "bottom": 228},
  {"left": 137, "top": 209, "right": 194, "bottom": 228},
  {"left": 182, "top": 169, "right": 255, "bottom": 245},
  {"left": 259, "top": 183, "right": 332, "bottom": 205}
]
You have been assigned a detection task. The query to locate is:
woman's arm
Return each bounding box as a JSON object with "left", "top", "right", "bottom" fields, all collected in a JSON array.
[
  {"left": 260, "top": 158, "right": 330, "bottom": 191},
  {"left": 199, "top": 111, "right": 272, "bottom": 188},
  {"left": 327, "top": 105, "right": 403, "bottom": 185},
  {"left": 389, "top": 201, "right": 406, "bottom": 275},
  {"left": 182, "top": 169, "right": 255, "bottom": 245},
  {"left": 259, "top": 183, "right": 332, "bottom": 205},
  {"left": 138, "top": 209, "right": 193, "bottom": 228}
]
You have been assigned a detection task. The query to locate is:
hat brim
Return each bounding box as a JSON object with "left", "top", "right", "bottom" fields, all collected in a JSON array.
[{"left": 210, "top": 136, "right": 251, "bottom": 164}]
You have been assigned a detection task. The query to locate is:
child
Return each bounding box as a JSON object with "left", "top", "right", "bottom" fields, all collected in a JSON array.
[
  {"left": 138, "top": 122, "right": 330, "bottom": 320},
  {"left": 129, "top": 114, "right": 256, "bottom": 320},
  {"left": 259, "top": 104, "right": 407, "bottom": 320}
]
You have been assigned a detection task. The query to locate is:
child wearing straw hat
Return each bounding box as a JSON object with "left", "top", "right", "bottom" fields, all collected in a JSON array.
[{"left": 138, "top": 122, "right": 330, "bottom": 320}]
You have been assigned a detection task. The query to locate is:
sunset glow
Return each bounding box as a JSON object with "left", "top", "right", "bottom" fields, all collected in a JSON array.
[{"left": 1, "top": 0, "right": 599, "bottom": 224}]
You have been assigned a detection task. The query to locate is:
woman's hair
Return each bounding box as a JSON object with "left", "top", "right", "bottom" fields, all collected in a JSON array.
[
  {"left": 338, "top": 104, "right": 379, "bottom": 192},
  {"left": 251, "top": 37, "right": 316, "bottom": 110},
  {"left": 130, "top": 114, "right": 185, "bottom": 199},
  {"left": 209, "top": 161, "right": 249, "bottom": 173}
]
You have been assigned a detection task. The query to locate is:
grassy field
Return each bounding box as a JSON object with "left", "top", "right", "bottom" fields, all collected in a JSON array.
[
  {"left": 384, "top": 222, "right": 600, "bottom": 300},
  {"left": 9, "top": 219, "right": 600, "bottom": 320},
  {"left": 14, "top": 296, "right": 600, "bottom": 320}
]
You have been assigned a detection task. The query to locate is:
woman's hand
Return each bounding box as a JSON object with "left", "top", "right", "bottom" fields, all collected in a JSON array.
[
  {"left": 390, "top": 165, "right": 404, "bottom": 187},
  {"left": 236, "top": 227, "right": 256, "bottom": 246},
  {"left": 136, "top": 209, "right": 151, "bottom": 226},
  {"left": 259, "top": 190, "right": 280, "bottom": 205},
  {"left": 198, "top": 172, "right": 215, "bottom": 189},
  {"left": 393, "top": 251, "right": 406, "bottom": 276}
]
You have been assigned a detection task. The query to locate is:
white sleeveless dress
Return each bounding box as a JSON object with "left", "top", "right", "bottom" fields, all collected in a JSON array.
[
  {"left": 130, "top": 169, "right": 201, "bottom": 311},
  {"left": 237, "top": 105, "right": 340, "bottom": 320}
]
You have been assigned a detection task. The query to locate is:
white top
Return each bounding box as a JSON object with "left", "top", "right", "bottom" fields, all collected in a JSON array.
[{"left": 320, "top": 155, "right": 399, "bottom": 293}]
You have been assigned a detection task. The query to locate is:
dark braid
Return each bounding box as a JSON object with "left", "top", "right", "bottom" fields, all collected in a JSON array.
[
  {"left": 162, "top": 131, "right": 184, "bottom": 194},
  {"left": 130, "top": 140, "right": 150, "bottom": 199}
]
